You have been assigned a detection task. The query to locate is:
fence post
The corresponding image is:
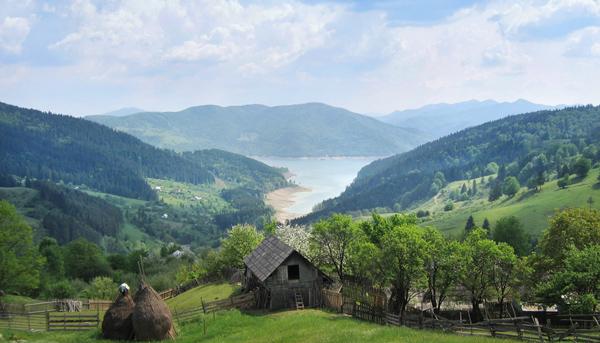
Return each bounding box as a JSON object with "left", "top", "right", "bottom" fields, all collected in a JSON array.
[
  {"left": 532, "top": 317, "right": 545, "bottom": 343},
  {"left": 46, "top": 311, "right": 50, "bottom": 331},
  {"left": 27, "top": 311, "right": 31, "bottom": 331},
  {"left": 201, "top": 298, "right": 206, "bottom": 314}
]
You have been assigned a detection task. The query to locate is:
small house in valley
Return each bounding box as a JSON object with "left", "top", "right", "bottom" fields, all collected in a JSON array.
[{"left": 243, "top": 236, "right": 331, "bottom": 310}]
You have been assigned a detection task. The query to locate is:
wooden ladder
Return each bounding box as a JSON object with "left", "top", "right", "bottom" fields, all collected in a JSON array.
[{"left": 295, "top": 292, "right": 304, "bottom": 310}]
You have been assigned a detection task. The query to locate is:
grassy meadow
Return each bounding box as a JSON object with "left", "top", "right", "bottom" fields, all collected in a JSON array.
[
  {"left": 1, "top": 309, "right": 518, "bottom": 343},
  {"left": 414, "top": 167, "right": 600, "bottom": 237},
  {"left": 166, "top": 283, "right": 240, "bottom": 312}
]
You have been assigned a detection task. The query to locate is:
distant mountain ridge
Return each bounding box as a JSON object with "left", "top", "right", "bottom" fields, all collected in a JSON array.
[
  {"left": 92, "top": 107, "right": 145, "bottom": 117},
  {"left": 380, "top": 99, "right": 556, "bottom": 139},
  {"left": 87, "top": 103, "right": 426, "bottom": 157}
]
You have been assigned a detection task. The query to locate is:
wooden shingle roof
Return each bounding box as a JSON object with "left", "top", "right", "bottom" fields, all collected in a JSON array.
[{"left": 244, "top": 236, "right": 294, "bottom": 282}]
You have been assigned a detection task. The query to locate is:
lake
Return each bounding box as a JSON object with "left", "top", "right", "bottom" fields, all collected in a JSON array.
[{"left": 255, "top": 156, "right": 379, "bottom": 220}]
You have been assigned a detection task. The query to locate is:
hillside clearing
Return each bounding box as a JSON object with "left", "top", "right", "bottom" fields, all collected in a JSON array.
[{"left": 415, "top": 167, "right": 600, "bottom": 236}]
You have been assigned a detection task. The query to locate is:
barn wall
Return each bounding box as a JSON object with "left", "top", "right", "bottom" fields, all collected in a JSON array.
[{"left": 264, "top": 253, "right": 324, "bottom": 310}]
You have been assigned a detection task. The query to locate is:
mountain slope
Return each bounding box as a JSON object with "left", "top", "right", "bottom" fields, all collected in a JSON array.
[
  {"left": 380, "top": 99, "right": 554, "bottom": 139},
  {"left": 0, "top": 102, "right": 213, "bottom": 200},
  {"left": 87, "top": 103, "right": 425, "bottom": 157},
  {"left": 297, "top": 105, "right": 600, "bottom": 223},
  {"left": 0, "top": 102, "right": 286, "bottom": 200}
]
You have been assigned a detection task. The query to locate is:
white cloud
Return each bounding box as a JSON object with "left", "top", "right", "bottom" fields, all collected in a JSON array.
[
  {"left": 2, "top": 0, "right": 600, "bottom": 115},
  {"left": 0, "top": 16, "right": 31, "bottom": 53},
  {"left": 565, "top": 26, "right": 600, "bottom": 57}
]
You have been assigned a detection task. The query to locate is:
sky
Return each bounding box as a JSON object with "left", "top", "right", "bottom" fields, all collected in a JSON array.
[{"left": 1, "top": 0, "right": 600, "bottom": 116}]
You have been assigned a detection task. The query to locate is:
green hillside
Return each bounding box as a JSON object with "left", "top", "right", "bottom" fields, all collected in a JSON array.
[
  {"left": 0, "top": 102, "right": 287, "bottom": 200},
  {"left": 415, "top": 167, "right": 600, "bottom": 237},
  {"left": 1, "top": 309, "right": 515, "bottom": 343},
  {"left": 297, "top": 105, "right": 600, "bottom": 223},
  {"left": 87, "top": 103, "right": 425, "bottom": 157}
]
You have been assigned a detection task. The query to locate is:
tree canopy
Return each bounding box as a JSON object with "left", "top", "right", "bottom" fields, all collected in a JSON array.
[{"left": 0, "top": 200, "right": 44, "bottom": 293}]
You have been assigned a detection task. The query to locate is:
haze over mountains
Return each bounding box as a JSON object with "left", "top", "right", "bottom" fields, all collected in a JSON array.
[
  {"left": 87, "top": 103, "right": 425, "bottom": 157},
  {"left": 92, "top": 107, "right": 145, "bottom": 117},
  {"left": 380, "top": 99, "right": 556, "bottom": 139}
]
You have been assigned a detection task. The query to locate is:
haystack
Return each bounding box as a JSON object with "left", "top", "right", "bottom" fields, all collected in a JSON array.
[
  {"left": 132, "top": 282, "right": 176, "bottom": 341},
  {"left": 102, "top": 293, "right": 135, "bottom": 340}
]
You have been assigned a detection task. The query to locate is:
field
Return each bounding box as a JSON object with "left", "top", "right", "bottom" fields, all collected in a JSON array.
[
  {"left": 415, "top": 167, "right": 600, "bottom": 237},
  {"left": 1, "top": 309, "right": 519, "bottom": 343}
]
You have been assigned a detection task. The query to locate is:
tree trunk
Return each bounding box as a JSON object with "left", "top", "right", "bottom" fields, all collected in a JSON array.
[
  {"left": 430, "top": 296, "right": 438, "bottom": 314},
  {"left": 471, "top": 298, "right": 482, "bottom": 322}
]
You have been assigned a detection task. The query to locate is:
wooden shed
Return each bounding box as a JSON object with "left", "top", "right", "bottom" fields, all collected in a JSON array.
[{"left": 243, "top": 236, "right": 331, "bottom": 310}]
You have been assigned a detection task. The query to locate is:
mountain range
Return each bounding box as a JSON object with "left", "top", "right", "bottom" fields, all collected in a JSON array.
[
  {"left": 87, "top": 103, "right": 425, "bottom": 157},
  {"left": 380, "top": 99, "right": 556, "bottom": 139}
]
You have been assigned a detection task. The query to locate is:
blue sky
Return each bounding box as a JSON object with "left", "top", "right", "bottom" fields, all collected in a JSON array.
[{"left": 1, "top": 0, "right": 600, "bottom": 116}]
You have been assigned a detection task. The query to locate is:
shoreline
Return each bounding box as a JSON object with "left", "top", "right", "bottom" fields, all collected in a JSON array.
[{"left": 265, "top": 186, "right": 311, "bottom": 222}]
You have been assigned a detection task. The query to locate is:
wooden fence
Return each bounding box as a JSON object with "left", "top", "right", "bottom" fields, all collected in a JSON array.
[
  {"left": 2, "top": 299, "right": 112, "bottom": 314},
  {"left": 174, "top": 292, "right": 256, "bottom": 325},
  {"left": 321, "top": 289, "right": 600, "bottom": 343},
  {"left": 159, "top": 288, "right": 176, "bottom": 301},
  {"left": 46, "top": 312, "right": 100, "bottom": 331},
  {"left": 0, "top": 312, "right": 47, "bottom": 331},
  {"left": 0, "top": 311, "right": 100, "bottom": 332}
]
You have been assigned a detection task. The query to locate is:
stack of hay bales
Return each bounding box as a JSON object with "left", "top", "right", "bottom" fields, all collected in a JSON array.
[
  {"left": 102, "top": 282, "right": 175, "bottom": 341},
  {"left": 102, "top": 293, "right": 135, "bottom": 340},
  {"left": 132, "top": 282, "right": 176, "bottom": 341}
]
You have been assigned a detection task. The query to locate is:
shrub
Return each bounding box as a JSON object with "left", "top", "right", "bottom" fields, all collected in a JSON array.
[
  {"left": 43, "top": 280, "right": 75, "bottom": 299},
  {"left": 81, "top": 276, "right": 118, "bottom": 300},
  {"left": 444, "top": 202, "right": 454, "bottom": 211}
]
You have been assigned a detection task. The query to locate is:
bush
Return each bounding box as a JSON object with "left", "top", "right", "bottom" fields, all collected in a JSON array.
[
  {"left": 502, "top": 176, "right": 520, "bottom": 197},
  {"left": 573, "top": 157, "right": 592, "bottom": 178},
  {"left": 43, "top": 280, "right": 75, "bottom": 299},
  {"left": 444, "top": 202, "right": 454, "bottom": 211},
  {"left": 80, "top": 276, "right": 117, "bottom": 300},
  {"left": 416, "top": 210, "right": 430, "bottom": 218},
  {"left": 557, "top": 175, "right": 570, "bottom": 189}
]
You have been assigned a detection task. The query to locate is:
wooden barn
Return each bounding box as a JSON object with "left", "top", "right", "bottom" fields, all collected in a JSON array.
[{"left": 243, "top": 236, "right": 332, "bottom": 310}]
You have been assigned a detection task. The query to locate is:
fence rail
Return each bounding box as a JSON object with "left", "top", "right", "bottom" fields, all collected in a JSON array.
[{"left": 0, "top": 311, "right": 100, "bottom": 332}]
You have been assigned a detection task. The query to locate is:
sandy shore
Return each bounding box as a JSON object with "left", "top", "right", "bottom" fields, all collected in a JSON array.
[{"left": 266, "top": 186, "right": 311, "bottom": 222}]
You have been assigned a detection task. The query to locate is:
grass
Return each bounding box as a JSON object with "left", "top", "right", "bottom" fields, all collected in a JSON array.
[
  {"left": 1, "top": 309, "right": 518, "bottom": 343},
  {"left": 167, "top": 283, "right": 240, "bottom": 312},
  {"left": 414, "top": 168, "right": 600, "bottom": 237}
]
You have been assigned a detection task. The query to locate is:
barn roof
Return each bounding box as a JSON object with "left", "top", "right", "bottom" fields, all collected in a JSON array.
[{"left": 244, "top": 235, "right": 295, "bottom": 282}]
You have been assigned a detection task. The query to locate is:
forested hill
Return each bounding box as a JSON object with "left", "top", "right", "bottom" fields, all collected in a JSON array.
[
  {"left": 87, "top": 103, "right": 425, "bottom": 157},
  {"left": 182, "top": 149, "right": 287, "bottom": 192},
  {"left": 0, "top": 102, "right": 286, "bottom": 200},
  {"left": 297, "top": 105, "right": 600, "bottom": 223}
]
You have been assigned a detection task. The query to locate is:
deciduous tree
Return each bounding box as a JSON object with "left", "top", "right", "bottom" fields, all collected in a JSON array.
[
  {"left": 311, "top": 214, "right": 358, "bottom": 281},
  {"left": 220, "top": 224, "right": 264, "bottom": 269},
  {"left": 0, "top": 201, "right": 44, "bottom": 294}
]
